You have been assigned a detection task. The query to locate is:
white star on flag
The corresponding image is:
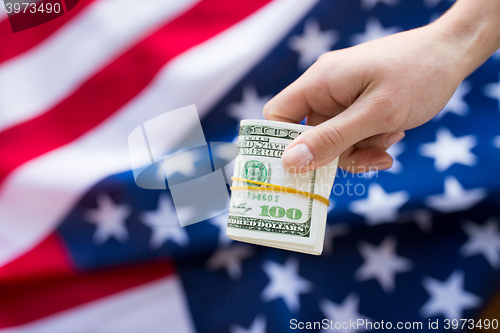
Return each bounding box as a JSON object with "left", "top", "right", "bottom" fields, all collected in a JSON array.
[
  {"left": 84, "top": 193, "right": 131, "bottom": 245},
  {"left": 231, "top": 315, "right": 267, "bottom": 333},
  {"left": 484, "top": 73, "right": 500, "bottom": 111},
  {"left": 213, "top": 142, "right": 239, "bottom": 162},
  {"left": 323, "top": 223, "right": 349, "bottom": 255},
  {"left": 355, "top": 236, "right": 413, "bottom": 293},
  {"left": 385, "top": 141, "right": 404, "bottom": 174},
  {"left": 419, "top": 128, "right": 477, "bottom": 171},
  {"left": 163, "top": 149, "right": 201, "bottom": 179},
  {"left": 207, "top": 244, "right": 255, "bottom": 280},
  {"left": 434, "top": 81, "right": 471, "bottom": 120},
  {"left": 349, "top": 183, "right": 409, "bottom": 225},
  {"left": 421, "top": 270, "right": 482, "bottom": 321},
  {"left": 140, "top": 195, "right": 189, "bottom": 248},
  {"left": 425, "top": 176, "right": 487, "bottom": 213},
  {"left": 460, "top": 218, "right": 500, "bottom": 269},
  {"left": 350, "top": 18, "right": 400, "bottom": 45},
  {"left": 494, "top": 136, "right": 500, "bottom": 149},
  {"left": 319, "top": 293, "right": 371, "bottom": 333},
  {"left": 361, "top": 0, "right": 399, "bottom": 10},
  {"left": 209, "top": 211, "right": 233, "bottom": 246},
  {"left": 261, "top": 257, "right": 313, "bottom": 312},
  {"left": 227, "top": 86, "right": 271, "bottom": 121},
  {"left": 288, "top": 20, "right": 339, "bottom": 69}
]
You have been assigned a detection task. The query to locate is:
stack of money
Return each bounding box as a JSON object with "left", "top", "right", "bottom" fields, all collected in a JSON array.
[{"left": 226, "top": 119, "right": 339, "bottom": 255}]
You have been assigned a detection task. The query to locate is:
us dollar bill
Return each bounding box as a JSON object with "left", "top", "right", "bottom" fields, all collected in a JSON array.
[{"left": 227, "top": 119, "right": 339, "bottom": 255}]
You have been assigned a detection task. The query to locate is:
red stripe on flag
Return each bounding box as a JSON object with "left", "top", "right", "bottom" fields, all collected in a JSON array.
[
  {"left": 0, "top": 234, "right": 74, "bottom": 283},
  {"left": 61, "top": 0, "right": 69, "bottom": 13},
  {"left": 0, "top": 236, "right": 176, "bottom": 328},
  {"left": 0, "top": 0, "right": 96, "bottom": 64},
  {"left": 0, "top": 0, "right": 271, "bottom": 186}
]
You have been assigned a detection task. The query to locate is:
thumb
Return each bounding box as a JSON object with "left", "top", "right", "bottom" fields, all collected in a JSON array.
[{"left": 281, "top": 105, "right": 379, "bottom": 173}]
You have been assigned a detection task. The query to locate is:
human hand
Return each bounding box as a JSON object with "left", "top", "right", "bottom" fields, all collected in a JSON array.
[
  {"left": 264, "top": 0, "right": 500, "bottom": 173},
  {"left": 264, "top": 24, "right": 467, "bottom": 173}
]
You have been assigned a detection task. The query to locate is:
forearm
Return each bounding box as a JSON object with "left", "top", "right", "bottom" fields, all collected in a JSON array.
[{"left": 433, "top": 0, "right": 500, "bottom": 78}]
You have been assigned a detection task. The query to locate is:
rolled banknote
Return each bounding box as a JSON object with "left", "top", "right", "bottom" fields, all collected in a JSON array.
[{"left": 226, "top": 119, "right": 339, "bottom": 255}]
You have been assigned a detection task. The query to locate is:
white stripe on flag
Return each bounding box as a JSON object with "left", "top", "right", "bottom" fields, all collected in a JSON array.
[
  {"left": 0, "top": 0, "right": 319, "bottom": 267},
  {"left": 0, "top": 4, "right": 6, "bottom": 22},
  {"left": 0, "top": 0, "right": 200, "bottom": 133},
  {"left": 0, "top": 276, "right": 196, "bottom": 333}
]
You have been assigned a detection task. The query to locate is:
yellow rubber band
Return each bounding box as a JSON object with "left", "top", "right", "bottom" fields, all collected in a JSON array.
[{"left": 230, "top": 177, "right": 330, "bottom": 207}]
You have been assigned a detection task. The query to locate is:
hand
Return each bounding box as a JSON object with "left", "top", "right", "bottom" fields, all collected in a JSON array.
[
  {"left": 263, "top": 0, "right": 500, "bottom": 173},
  {"left": 264, "top": 25, "right": 465, "bottom": 173}
]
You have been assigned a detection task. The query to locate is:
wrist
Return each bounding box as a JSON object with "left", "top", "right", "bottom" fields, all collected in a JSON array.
[{"left": 431, "top": 0, "right": 500, "bottom": 78}]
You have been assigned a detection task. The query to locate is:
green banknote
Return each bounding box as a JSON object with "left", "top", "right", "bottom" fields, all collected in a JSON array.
[{"left": 227, "top": 119, "right": 339, "bottom": 255}]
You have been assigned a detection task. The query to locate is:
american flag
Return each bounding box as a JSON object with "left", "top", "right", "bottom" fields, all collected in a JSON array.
[{"left": 1, "top": 0, "right": 500, "bottom": 332}]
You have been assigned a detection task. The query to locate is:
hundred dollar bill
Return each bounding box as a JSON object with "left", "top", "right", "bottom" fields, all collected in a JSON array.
[{"left": 226, "top": 119, "right": 339, "bottom": 255}]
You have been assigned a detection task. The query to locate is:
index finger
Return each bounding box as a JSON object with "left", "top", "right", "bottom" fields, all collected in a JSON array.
[{"left": 262, "top": 61, "right": 345, "bottom": 123}]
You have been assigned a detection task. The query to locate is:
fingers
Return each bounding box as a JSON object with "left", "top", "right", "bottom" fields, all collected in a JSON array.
[
  {"left": 338, "top": 147, "right": 393, "bottom": 173},
  {"left": 354, "top": 131, "right": 405, "bottom": 150},
  {"left": 264, "top": 52, "right": 406, "bottom": 174},
  {"left": 337, "top": 131, "right": 404, "bottom": 172},
  {"left": 281, "top": 100, "right": 381, "bottom": 173},
  {"left": 306, "top": 111, "right": 342, "bottom": 126},
  {"left": 262, "top": 60, "right": 346, "bottom": 124}
]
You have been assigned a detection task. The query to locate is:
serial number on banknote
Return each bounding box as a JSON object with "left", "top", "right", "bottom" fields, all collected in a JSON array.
[{"left": 233, "top": 192, "right": 280, "bottom": 203}]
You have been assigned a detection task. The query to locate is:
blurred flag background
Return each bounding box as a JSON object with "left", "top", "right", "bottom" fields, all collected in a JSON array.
[{"left": 0, "top": 0, "right": 500, "bottom": 332}]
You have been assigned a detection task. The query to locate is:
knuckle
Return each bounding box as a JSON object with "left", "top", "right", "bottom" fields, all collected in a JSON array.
[
  {"left": 315, "top": 51, "right": 332, "bottom": 65},
  {"left": 367, "top": 91, "right": 404, "bottom": 132},
  {"left": 308, "top": 123, "right": 346, "bottom": 155},
  {"left": 312, "top": 51, "right": 338, "bottom": 74}
]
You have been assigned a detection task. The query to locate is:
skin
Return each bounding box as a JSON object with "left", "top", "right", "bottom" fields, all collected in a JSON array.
[{"left": 263, "top": 0, "right": 500, "bottom": 173}]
